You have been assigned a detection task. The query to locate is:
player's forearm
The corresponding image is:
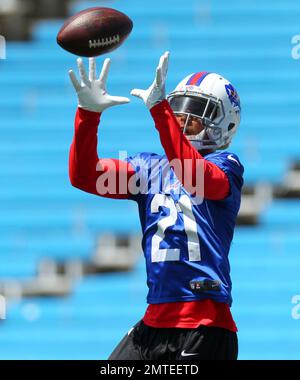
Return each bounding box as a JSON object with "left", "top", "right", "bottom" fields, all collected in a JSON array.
[
  {"left": 69, "top": 108, "right": 136, "bottom": 199},
  {"left": 150, "top": 100, "right": 230, "bottom": 200},
  {"left": 69, "top": 107, "right": 101, "bottom": 194}
]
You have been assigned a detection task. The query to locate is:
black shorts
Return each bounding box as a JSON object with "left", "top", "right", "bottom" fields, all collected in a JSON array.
[{"left": 108, "top": 320, "right": 238, "bottom": 360}]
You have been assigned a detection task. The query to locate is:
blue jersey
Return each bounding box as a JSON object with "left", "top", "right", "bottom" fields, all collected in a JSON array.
[{"left": 127, "top": 151, "right": 244, "bottom": 306}]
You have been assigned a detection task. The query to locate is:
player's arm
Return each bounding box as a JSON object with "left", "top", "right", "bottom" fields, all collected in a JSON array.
[
  {"left": 131, "top": 52, "right": 229, "bottom": 200},
  {"left": 68, "top": 57, "right": 136, "bottom": 199},
  {"left": 150, "top": 100, "right": 230, "bottom": 200}
]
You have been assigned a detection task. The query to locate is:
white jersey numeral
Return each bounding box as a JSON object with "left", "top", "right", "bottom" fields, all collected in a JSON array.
[
  {"left": 179, "top": 194, "right": 201, "bottom": 261},
  {"left": 150, "top": 194, "right": 201, "bottom": 263},
  {"left": 151, "top": 194, "right": 180, "bottom": 262}
]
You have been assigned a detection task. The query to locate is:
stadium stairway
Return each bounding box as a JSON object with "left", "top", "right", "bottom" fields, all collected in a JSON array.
[{"left": 0, "top": 0, "right": 300, "bottom": 360}]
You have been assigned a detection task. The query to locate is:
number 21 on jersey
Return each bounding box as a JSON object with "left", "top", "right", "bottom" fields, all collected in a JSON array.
[{"left": 151, "top": 194, "right": 201, "bottom": 263}]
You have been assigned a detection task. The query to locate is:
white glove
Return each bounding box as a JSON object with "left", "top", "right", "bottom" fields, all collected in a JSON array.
[
  {"left": 69, "top": 57, "right": 130, "bottom": 113},
  {"left": 131, "top": 51, "right": 170, "bottom": 110}
]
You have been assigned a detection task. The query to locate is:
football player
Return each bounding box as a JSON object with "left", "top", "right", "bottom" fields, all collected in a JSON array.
[{"left": 68, "top": 52, "right": 243, "bottom": 360}]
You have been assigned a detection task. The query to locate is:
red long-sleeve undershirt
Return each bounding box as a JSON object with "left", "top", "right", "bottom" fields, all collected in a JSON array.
[
  {"left": 69, "top": 101, "right": 230, "bottom": 200},
  {"left": 151, "top": 100, "right": 230, "bottom": 200},
  {"left": 69, "top": 107, "right": 136, "bottom": 199}
]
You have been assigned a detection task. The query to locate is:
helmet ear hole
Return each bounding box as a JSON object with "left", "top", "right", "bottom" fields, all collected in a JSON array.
[{"left": 228, "top": 123, "right": 235, "bottom": 131}]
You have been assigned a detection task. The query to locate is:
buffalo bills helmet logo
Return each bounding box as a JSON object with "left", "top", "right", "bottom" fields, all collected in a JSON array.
[{"left": 225, "top": 84, "right": 241, "bottom": 110}]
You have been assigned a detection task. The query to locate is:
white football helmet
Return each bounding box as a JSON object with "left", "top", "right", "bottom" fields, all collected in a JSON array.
[{"left": 167, "top": 72, "right": 241, "bottom": 150}]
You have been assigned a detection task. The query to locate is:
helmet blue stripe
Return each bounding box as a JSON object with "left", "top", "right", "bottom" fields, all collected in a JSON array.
[{"left": 186, "top": 71, "right": 210, "bottom": 86}]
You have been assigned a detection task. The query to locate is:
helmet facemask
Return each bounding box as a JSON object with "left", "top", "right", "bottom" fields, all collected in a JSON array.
[{"left": 167, "top": 92, "right": 228, "bottom": 150}]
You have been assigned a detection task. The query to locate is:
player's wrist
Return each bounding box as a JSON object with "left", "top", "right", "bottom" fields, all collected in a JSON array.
[
  {"left": 150, "top": 99, "right": 170, "bottom": 115},
  {"left": 78, "top": 106, "right": 102, "bottom": 118}
]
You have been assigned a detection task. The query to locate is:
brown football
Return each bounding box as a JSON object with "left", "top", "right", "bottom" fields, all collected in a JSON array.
[{"left": 57, "top": 7, "right": 133, "bottom": 57}]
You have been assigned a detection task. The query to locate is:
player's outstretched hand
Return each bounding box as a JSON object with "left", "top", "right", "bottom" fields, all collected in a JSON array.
[
  {"left": 131, "top": 51, "right": 170, "bottom": 110},
  {"left": 69, "top": 57, "right": 130, "bottom": 113}
]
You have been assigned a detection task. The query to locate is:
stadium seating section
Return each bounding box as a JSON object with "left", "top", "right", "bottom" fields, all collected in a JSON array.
[{"left": 0, "top": 0, "right": 300, "bottom": 359}]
